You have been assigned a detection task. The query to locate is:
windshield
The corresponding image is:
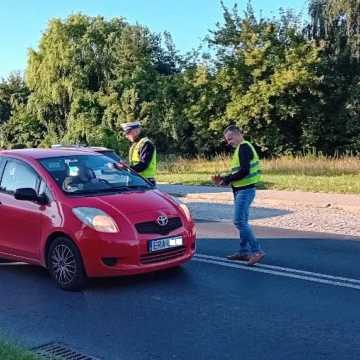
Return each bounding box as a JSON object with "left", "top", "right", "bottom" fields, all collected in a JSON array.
[
  {"left": 39, "top": 155, "right": 152, "bottom": 195},
  {"left": 99, "top": 150, "right": 122, "bottom": 162}
]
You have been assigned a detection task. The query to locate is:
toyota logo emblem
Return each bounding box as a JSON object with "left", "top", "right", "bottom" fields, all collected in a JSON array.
[{"left": 157, "top": 215, "right": 168, "bottom": 226}]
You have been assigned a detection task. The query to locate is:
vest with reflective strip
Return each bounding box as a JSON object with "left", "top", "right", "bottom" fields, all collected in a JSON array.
[
  {"left": 230, "top": 140, "right": 261, "bottom": 188},
  {"left": 129, "top": 137, "right": 157, "bottom": 178}
]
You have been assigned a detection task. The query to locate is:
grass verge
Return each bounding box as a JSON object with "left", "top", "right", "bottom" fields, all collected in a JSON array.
[
  {"left": 157, "top": 154, "right": 360, "bottom": 194},
  {"left": 0, "top": 341, "right": 39, "bottom": 360}
]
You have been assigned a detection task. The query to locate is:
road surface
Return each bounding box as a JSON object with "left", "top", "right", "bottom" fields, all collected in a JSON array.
[{"left": 0, "top": 221, "right": 359, "bottom": 360}]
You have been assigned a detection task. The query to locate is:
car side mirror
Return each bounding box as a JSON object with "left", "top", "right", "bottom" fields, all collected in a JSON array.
[{"left": 15, "top": 188, "right": 48, "bottom": 205}]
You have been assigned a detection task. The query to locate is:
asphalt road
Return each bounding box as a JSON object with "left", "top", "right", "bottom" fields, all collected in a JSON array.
[{"left": 1, "top": 221, "right": 360, "bottom": 360}]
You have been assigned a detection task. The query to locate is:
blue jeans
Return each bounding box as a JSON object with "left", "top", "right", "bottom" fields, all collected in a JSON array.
[{"left": 233, "top": 187, "right": 261, "bottom": 255}]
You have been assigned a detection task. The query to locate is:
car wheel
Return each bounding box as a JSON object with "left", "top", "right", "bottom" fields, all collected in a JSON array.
[{"left": 47, "top": 237, "right": 87, "bottom": 291}]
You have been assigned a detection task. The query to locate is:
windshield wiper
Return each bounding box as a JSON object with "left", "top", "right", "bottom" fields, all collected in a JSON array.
[
  {"left": 107, "top": 185, "right": 151, "bottom": 192},
  {"left": 65, "top": 187, "right": 128, "bottom": 196},
  {"left": 65, "top": 185, "right": 151, "bottom": 196}
]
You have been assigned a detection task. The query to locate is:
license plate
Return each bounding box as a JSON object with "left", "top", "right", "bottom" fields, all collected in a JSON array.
[{"left": 149, "top": 236, "right": 183, "bottom": 253}]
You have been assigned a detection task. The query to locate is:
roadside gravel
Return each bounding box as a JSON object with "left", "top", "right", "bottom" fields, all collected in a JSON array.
[{"left": 158, "top": 184, "right": 360, "bottom": 238}]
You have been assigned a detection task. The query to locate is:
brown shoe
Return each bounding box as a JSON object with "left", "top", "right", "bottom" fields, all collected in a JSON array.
[
  {"left": 226, "top": 253, "right": 250, "bottom": 261},
  {"left": 247, "top": 252, "right": 265, "bottom": 266}
]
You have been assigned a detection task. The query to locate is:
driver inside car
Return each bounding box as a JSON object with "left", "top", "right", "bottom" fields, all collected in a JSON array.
[{"left": 63, "top": 165, "right": 103, "bottom": 192}]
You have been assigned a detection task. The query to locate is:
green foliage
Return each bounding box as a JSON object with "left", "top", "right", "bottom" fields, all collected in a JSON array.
[
  {"left": 1, "top": 2, "right": 359, "bottom": 157},
  {"left": 209, "top": 4, "right": 323, "bottom": 155},
  {"left": 304, "top": 0, "right": 360, "bottom": 154},
  {"left": 181, "top": 65, "right": 228, "bottom": 155},
  {"left": 0, "top": 105, "right": 46, "bottom": 148},
  {"left": 0, "top": 340, "right": 39, "bottom": 360},
  {"left": 18, "top": 14, "right": 187, "bottom": 153},
  {"left": 0, "top": 72, "right": 29, "bottom": 125}
]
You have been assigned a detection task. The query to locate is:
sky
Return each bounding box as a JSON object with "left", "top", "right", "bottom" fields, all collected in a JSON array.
[{"left": 0, "top": 0, "right": 308, "bottom": 79}]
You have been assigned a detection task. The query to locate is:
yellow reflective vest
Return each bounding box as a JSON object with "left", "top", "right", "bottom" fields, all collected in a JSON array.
[
  {"left": 129, "top": 137, "right": 156, "bottom": 179},
  {"left": 230, "top": 141, "right": 261, "bottom": 188}
]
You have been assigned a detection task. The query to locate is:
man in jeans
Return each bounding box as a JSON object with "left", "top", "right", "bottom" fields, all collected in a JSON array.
[{"left": 212, "top": 125, "right": 265, "bottom": 266}]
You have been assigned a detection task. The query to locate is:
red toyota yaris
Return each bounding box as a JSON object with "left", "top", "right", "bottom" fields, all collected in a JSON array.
[{"left": 0, "top": 149, "right": 196, "bottom": 290}]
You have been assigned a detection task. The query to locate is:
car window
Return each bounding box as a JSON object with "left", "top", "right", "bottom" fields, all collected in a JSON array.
[
  {"left": 1, "top": 160, "right": 39, "bottom": 194},
  {"left": 39, "top": 154, "right": 152, "bottom": 195},
  {"left": 100, "top": 150, "right": 122, "bottom": 162}
]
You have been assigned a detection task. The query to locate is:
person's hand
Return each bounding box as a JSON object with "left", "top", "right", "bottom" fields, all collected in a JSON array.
[
  {"left": 115, "top": 161, "right": 128, "bottom": 169},
  {"left": 211, "top": 174, "right": 225, "bottom": 186}
]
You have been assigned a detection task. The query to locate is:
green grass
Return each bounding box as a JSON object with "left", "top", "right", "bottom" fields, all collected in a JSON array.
[
  {"left": 0, "top": 341, "right": 39, "bottom": 360},
  {"left": 157, "top": 154, "right": 360, "bottom": 194}
]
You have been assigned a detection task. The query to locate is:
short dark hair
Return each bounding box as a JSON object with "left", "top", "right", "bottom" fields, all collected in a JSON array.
[{"left": 223, "top": 125, "right": 242, "bottom": 136}]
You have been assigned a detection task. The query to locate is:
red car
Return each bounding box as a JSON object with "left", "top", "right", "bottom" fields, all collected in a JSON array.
[{"left": 0, "top": 149, "right": 196, "bottom": 290}]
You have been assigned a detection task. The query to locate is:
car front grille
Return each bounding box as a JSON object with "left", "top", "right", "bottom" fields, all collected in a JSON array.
[
  {"left": 135, "top": 217, "right": 182, "bottom": 235},
  {"left": 140, "top": 246, "right": 185, "bottom": 264}
]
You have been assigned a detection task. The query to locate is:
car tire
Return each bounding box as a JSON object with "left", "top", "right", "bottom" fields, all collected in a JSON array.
[{"left": 47, "top": 237, "right": 87, "bottom": 291}]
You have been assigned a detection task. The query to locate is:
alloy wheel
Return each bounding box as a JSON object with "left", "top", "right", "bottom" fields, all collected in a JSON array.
[{"left": 50, "top": 244, "right": 77, "bottom": 286}]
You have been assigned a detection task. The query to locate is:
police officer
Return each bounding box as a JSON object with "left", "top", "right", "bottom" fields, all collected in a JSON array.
[
  {"left": 121, "top": 121, "right": 157, "bottom": 185},
  {"left": 212, "top": 125, "right": 265, "bottom": 266}
]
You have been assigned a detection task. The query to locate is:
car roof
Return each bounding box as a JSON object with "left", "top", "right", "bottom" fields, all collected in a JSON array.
[
  {"left": 51, "top": 145, "right": 111, "bottom": 151},
  {"left": 0, "top": 148, "right": 102, "bottom": 160}
]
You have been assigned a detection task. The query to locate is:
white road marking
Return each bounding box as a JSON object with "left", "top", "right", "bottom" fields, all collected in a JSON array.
[
  {"left": 193, "top": 254, "right": 360, "bottom": 290},
  {"left": 195, "top": 254, "right": 360, "bottom": 284}
]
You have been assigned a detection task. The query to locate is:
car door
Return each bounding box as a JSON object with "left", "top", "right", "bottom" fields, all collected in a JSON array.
[{"left": 0, "top": 158, "right": 43, "bottom": 261}]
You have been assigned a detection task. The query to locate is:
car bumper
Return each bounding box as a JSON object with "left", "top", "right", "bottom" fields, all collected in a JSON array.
[{"left": 78, "top": 228, "right": 196, "bottom": 277}]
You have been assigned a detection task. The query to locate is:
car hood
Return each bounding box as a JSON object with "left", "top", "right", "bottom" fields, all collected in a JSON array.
[{"left": 67, "top": 189, "right": 178, "bottom": 216}]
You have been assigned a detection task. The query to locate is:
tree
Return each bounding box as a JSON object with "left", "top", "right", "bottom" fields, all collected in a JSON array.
[
  {"left": 308, "top": 0, "right": 360, "bottom": 60},
  {"left": 208, "top": 3, "right": 322, "bottom": 155},
  {"left": 306, "top": 0, "right": 360, "bottom": 154},
  {"left": 0, "top": 72, "right": 29, "bottom": 124},
  {"left": 0, "top": 105, "right": 46, "bottom": 148},
  {"left": 25, "top": 14, "right": 184, "bottom": 152}
]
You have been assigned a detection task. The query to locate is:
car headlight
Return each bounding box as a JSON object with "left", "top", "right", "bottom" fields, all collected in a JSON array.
[
  {"left": 179, "top": 203, "right": 192, "bottom": 222},
  {"left": 72, "top": 207, "right": 119, "bottom": 233},
  {"left": 170, "top": 196, "right": 192, "bottom": 222}
]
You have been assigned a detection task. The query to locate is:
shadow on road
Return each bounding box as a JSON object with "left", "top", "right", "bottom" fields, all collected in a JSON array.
[
  {"left": 0, "top": 261, "right": 192, "bottom": 293},
  {"left": 185, "top": 201, "right": 291, "bottom": 222}
]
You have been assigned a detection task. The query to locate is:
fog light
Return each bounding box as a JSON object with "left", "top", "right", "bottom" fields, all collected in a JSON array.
[{"left": 102, "top": 257, "right": 118, "bottom": 267}]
